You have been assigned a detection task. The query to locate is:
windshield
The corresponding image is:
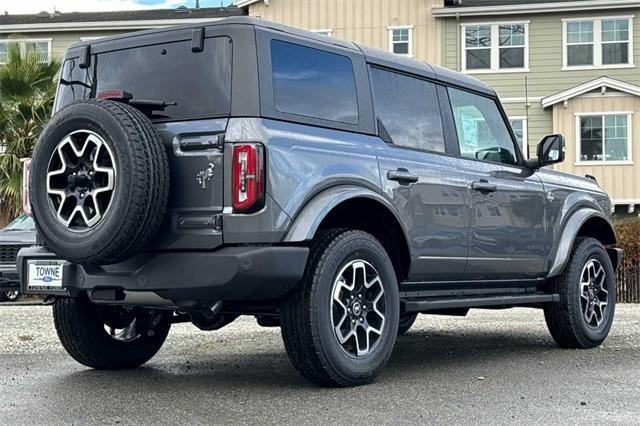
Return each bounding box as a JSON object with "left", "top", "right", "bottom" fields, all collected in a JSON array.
[{"left": 4, "top": 215, "right": 35, "bottom": 231}]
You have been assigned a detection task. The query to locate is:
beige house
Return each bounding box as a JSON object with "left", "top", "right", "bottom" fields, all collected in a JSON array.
[{"left": 236, "top": 0, "right": 444, "bottom": 63}]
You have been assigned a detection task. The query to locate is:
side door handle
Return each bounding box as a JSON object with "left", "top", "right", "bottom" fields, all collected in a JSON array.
[
  {"left": 471, "top": 179, "right": 497, "bottom": 193},
  {"left": 387, "top": 169, "right": 419, "bottom": 184}
]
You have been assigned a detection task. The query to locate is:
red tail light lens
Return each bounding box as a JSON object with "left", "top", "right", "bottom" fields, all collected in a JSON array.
[
  {"left": 232, "top": 144, "right": 264, "bottom": 213},
  {"left": 21, "top": 158, "right": 32, "bottom": 216}
]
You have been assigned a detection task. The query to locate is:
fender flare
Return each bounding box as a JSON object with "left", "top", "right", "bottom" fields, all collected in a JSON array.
[
  {"left": 283, "top": 185, "right": 408, "bottom": 245},
  {"left": 547, "top": 208, "right": 617, "bottom": 278}
]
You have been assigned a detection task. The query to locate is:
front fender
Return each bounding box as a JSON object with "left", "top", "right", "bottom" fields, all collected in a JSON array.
[
  {"left": 547, "top": 208, "right": 615, "bottom": 277},
  {"left": 283, "top": 185, "right": 403, "bottom": 242}
]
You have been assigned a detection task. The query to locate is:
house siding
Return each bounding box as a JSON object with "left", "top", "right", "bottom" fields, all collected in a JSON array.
[
  {"left": 1, "top": 30, "right": 133, "bottom": 61},
  {"left": 441, "top": 8, "right": 640, "bottom": 184},
  {"left": 552, "top": 94, "right": 640, "bottom": 203},
  {"left": 247, "top": 0, "right": 443, "bottom": 63}
]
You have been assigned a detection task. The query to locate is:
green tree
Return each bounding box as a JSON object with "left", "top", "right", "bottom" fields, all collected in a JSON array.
[{"left": 0, "top": 42, "right": 60, "bottom": 222}]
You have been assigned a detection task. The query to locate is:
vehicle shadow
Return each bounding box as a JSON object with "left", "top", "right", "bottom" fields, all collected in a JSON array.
[{"left": 51, "top": 326, "right": 559, "bottom": 392}]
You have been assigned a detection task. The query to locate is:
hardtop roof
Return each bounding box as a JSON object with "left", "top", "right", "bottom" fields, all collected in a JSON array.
[{"left": 73, "top": 16, "right": 494, "bottom": 96}]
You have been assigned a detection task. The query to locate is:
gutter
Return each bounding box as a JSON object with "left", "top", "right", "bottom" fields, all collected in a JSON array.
[
  {"left": 0, "top": 17, "right": 225, "bottom": 34},
  {"left": 432, "top": 0, "right": 640, "bottom": 17}
]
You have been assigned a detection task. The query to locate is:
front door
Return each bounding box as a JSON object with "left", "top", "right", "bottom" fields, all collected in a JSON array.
[{"left": 447, "top": 87, "right": 547, "bottom": 280}]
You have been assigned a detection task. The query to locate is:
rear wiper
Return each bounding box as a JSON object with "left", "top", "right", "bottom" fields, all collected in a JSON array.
[
  {"left": 96, "top": 90, "right": 177, "bottom": 112},
  {"left": 128, "top": 98, "right": 178, "bottom": 112}
]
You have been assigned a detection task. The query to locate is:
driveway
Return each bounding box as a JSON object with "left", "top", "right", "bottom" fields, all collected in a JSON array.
[{"left": 1, "top": 304, "right": 639, "bottom": 424}]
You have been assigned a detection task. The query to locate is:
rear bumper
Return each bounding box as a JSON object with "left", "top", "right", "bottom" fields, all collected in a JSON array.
[{"left": 18, "top": 245, "right": 308, "bottom": 303}]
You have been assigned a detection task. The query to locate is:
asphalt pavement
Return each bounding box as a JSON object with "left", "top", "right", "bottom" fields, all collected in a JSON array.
[{"left": 1, "top": 304, "right": 639, "bottom": 425}]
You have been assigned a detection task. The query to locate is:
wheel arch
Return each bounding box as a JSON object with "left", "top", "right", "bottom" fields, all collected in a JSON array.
[
  {"left": 283, "top": 185, "right": 412, "bottom": 281},
  {"left": 548, "top": 208, "right": 618, "bottom": 278}
]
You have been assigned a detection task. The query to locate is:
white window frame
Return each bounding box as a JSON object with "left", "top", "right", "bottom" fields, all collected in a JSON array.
[
  {"left": 575, "top": 111, "right": 634, "bottom": 165},
  {"left": 562, "top": 16, "right": 635, "bottom": 71},
  {"left": 310, "top": 29, "right": 333, "bottom": 37},
  {"left": 509, "top": 116, "right": 529, "bottom": 159},
  {"left": 461, "top": 21, "right": 530, "bottom": 74},
  {"left": 0, "top": 38, "right": 52, "bottom": 65},
  {"left": 388, "top": 25, "right": 414, "bottom": 57}
]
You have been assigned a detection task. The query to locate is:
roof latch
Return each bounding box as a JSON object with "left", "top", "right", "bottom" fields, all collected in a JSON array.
[
  {"left": 191, "top": 28, "right": 205, "bottom": 52},
  {"left": 79, "top": 45, "right": 91, "bottom": 69}
]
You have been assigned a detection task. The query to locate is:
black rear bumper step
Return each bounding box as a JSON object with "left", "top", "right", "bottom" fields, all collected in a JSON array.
[{"left": 402, "top": 293, "right": 559, "bottom": 313}]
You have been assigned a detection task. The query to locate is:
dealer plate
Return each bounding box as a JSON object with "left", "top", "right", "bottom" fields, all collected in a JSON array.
[{"left": 27, "top": 260, "right": 66, "bottom": 291}]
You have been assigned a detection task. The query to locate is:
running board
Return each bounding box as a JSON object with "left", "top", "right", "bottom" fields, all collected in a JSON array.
[{"left": 402, "top": 293, "right": 559, "bottom": 313}]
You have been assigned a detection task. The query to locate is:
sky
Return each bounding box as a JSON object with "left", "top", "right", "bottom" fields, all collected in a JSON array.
[{"left": 1, "top": 0, "right": 234, "bottom": 15}]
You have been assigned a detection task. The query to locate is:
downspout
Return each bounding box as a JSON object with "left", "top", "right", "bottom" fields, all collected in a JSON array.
[
  {"left": 456, "top": 12, "right": 460, "bottom": 71},
  {"left": 525, "top": 76, "right": 530, "bottom": 158}
]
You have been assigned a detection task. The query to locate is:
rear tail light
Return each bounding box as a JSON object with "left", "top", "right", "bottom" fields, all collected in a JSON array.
[
  {"left": 232, "top": 143, "right": 264, "bottom": 213},
  {"left": 21, "top": 158, "right": 32, "bottom": 216}
]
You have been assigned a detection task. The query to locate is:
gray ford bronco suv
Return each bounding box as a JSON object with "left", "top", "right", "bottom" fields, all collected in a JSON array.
[{"left": 19, "top": 17, "right": 622, "bottom": 387}]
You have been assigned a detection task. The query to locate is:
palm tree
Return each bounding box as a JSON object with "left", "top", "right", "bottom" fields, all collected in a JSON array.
[{"left": 0, "top": 41, "right": 60, "bottom": 224}]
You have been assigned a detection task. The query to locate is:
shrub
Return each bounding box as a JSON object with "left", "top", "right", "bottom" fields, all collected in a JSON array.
[{"left": 614, "top": 217, "right": 640, "bottom": 272}]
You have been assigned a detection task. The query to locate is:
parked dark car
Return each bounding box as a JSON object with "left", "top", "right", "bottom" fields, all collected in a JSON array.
[
  {"left": 0, "top": 215, "right": 36, "bottom": 302},
  {"left": 19, "top": 18, "right": 621, "bottom": 387}
]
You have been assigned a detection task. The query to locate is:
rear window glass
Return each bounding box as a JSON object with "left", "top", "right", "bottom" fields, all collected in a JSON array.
[
  {"left": 57, "top": 36, "right": 232, "bottom": 121},
  {"left": 55, "top": 56, "right": 89, "bottom": 111},
  {"left": 271, "top": 40, "right": 358, "bottom": 124}
]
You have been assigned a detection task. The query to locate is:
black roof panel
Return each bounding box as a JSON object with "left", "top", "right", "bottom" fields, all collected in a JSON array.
[{"left": 69, "top": 16, "right": 494, "bottom": 96}]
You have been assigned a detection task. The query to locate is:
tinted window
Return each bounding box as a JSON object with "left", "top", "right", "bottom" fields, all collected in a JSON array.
[
  {"left": 271, "top": 40, "right": 358, "bottom": 124},
  {"left": 448, "top": 88, "right": 518, "bottom": 166},
  {"left": 370, "top": 67, "right": 445, "bottom": 153},
  {"left": 91, "top": 37, "right": 232, "bottom": 120},
  {"left": 55, "top": 57, "right": 89, "bottom": 112}
]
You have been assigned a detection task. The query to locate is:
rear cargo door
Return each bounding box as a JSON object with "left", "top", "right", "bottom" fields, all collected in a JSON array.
[{"left": 79, "top": 33, "right": 232, "bottom": 249}]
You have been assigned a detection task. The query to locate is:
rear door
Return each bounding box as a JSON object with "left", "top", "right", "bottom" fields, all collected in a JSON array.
[
  {"left": 446, "top": 87, "right": 547, "bottom": 280},
  {"left": 370, "top": 66, "right": 470, "bottom": 282}
]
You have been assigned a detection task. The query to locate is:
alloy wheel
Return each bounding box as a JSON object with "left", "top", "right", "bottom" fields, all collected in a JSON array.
[
  {"left": 104, "top": 318, "right": 141, "bottom": 343},
  {"left": 331, "top": 260, "right": 386, "bottom": 357},
  {"left": 46, "top": 130, "right": 116, "bottom": 230},
  {"left": 580, "top": 259, "right": 609, "bottom": 328}
]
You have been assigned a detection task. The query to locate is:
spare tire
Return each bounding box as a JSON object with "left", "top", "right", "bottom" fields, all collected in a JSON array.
[{"left": 30, "top": 100, "right": 169, "bottom": 265}]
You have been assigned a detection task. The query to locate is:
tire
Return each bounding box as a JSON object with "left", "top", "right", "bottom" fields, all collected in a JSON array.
[
  {"left": 397, "top": 313, "right": 418, "bottom": 336},
  {"left": 30, "top": 100, "right": 169, "bottom": 265},
  {"left": 53, "top": 295, "right": 171, "bottom": 369},
  {"left": 5, "top": 290, "right": 20, "bottom": 302},
  {"left": 544, "top": 237, "right": 616, "bottom": 349},
  {"left": 281, "top": 229, "right": 399, "bottom": 387},
  {"left": 0, "top": 292, "right": 6, "bottom": 302}
]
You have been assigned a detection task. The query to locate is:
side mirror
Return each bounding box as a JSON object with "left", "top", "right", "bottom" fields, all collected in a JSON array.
[{"left": 526, "top": 134, "right": 565, "bottom": 169}]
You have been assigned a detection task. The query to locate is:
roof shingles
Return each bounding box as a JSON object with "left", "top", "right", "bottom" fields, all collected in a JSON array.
[{"left": 0, "top": 7, "right": 244, "bottom": 26}]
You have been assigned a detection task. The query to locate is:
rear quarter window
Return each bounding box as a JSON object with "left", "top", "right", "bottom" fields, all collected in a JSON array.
[
  {"left": 370, "top": 67, "right": 445, "bottom": 153},
  {"left": 270, "top": 40, "right": 359, "bottom": 125}
]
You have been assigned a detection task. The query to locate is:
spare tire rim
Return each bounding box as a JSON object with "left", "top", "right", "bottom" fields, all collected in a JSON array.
[
  {"left": 46, "top": 130, "right": 116, "bottom": 230},
  {"left": 580, "top": 259, "right": 609, "bottom": 328},
  {"left": 331, "top": 259, "right": 386, "bottom": 357}
]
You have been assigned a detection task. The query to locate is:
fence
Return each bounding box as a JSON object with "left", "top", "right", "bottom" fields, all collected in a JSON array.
[{"left": 617, "top": 266, "right": 640, "bottom": 303}]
